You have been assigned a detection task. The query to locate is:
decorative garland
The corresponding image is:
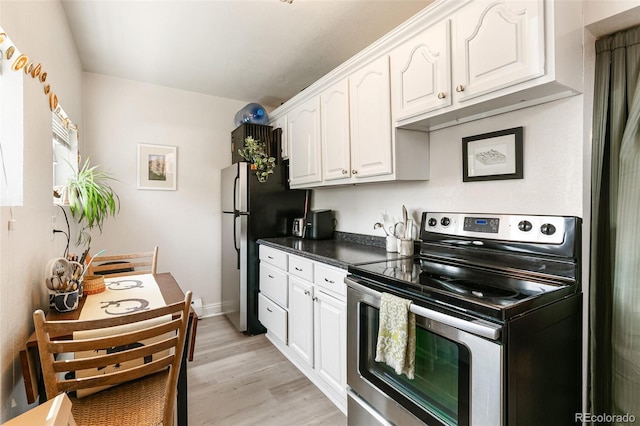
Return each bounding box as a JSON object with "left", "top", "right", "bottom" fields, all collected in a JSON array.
[{"left": 0, "top": 30, "right": 77, "bottom": 132}]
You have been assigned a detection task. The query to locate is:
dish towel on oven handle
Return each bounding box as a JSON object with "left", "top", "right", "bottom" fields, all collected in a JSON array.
[{"left": 375, "top": 292, "right": 416, "bottom": 379}]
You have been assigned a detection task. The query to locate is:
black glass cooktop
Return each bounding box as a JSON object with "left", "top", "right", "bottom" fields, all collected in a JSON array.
[{"left": 348, "top": 257, "right": 576, "bottom": 321}]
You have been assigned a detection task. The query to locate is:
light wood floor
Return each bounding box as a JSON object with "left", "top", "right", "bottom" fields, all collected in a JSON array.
[{"left": 187, "top": 315, "right": 347, "bottom": 426}]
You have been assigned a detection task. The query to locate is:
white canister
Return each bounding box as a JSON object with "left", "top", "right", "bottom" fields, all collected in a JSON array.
[
  {"left": 386, "top": 235, "right": 398, "bottom": 252},
  {"left": 399, "top": 239, "right": 414, "bottom": 256}
]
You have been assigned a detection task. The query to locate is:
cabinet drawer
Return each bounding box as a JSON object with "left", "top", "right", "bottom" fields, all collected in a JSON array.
[
  {"left": 314, "top": 264, "right": 347, "bottom": 298},
  {"left": 260, "top": 264, "right": 288, "bottom": 308},
  {"left": 288, "top": 255, "right": 314, "bottom": 282},
  {"left": 258, "top": 293, "right": 287, "bottom": 343},
  {"left": 259, "top": 245, "right": 287, "bottom": 270}
]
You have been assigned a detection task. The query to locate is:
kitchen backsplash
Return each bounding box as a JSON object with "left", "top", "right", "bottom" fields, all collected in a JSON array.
[{"left": 313, "top": 96, "right": 585, "bottom": 237}]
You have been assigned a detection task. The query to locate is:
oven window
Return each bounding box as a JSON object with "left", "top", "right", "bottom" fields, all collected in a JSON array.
[{"left": 359, "top": 304, "right": 470, "bottom": 426}]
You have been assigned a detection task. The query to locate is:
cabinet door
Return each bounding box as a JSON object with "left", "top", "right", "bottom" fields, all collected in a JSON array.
[
  {"left": 314, "top": 290, "right": 346, "bottom": 397},
  {"left": 390, "top": 20, "right": 451, "bottom": 121},
  {"left": 453, "top": 0, "right": 544, "bottom": 103},
  {"left": 288, "top": 277, "right": 314, "bottom": 366},
  {"left": 321, "top": 79, "right": 351, "bottom": 181},
  {"left": 288, "top": 97, "right": 322, "bottom": 186},
  {"left": 349, "top": 55, "right": 393, "bottom": 179},
  {"left": 271, "top": 115, "right": 289, "bottom": 159}
]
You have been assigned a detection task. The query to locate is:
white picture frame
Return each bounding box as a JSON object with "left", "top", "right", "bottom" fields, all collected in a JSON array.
[{"left": 137, "top": 144, "right": 177, "bottom": 190}]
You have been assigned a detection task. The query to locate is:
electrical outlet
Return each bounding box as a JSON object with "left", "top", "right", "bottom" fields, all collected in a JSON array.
[{"left": 8, "top": 219, "right": 16, "bottom": 231}]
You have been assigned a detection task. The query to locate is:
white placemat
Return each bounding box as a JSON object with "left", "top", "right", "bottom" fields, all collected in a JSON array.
[{"left": 78, "top": 273, "right": 167, "bottom": 321}]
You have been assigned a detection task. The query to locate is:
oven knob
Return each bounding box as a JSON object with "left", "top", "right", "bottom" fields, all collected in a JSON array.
[
  {"left": 518, "top": 220, "right": 533, "bottom": 232},
  {"left": 428, "top": 218, "right": 437, "bottom": 227},
  {"left": 440, "top": 217, "right": 451, "bottom": 227},
  {"left": 540, "top": 223, "right": 556, "bottom": 235}
]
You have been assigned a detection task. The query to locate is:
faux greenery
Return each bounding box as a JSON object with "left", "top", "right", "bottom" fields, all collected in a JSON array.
[
  {"left": 67, "top": 157, "right": 120, "bottom": 246},
  {"left": 237, "top": 136, "right": 276, "bottom": 183}
]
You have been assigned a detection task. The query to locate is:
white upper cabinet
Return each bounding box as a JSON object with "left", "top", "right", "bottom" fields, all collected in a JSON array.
[
  {"left": 321, "top": 80, "right": 352, "bottom": 182},
  {"left": 268, "top": 0, "right": 582, "bottom": 181},
  {"left": 391, "top": 20, "right": 452, "bottom": 121},
  {"left": 320, "top": 56, "right": 397, "bottom": 184},
  {"left": 288, "top": 97, "right": 322, "bottom": 186},
  {"left": 392, "top": 0, "right": 582, "bottom": 130},
  {"left": 349, "top": 55, "right": 393, "bottom": 179},
  {"left": 452, "top": 0, "right": 544, "bottom": 103},
  {"left": 270, "top": 114, "right": 289, "bottom": 159}
]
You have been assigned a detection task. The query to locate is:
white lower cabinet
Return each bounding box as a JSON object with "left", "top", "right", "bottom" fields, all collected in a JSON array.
[
  {"left": 314, "top": 289, "right": 346, "bottom": 399},
  {"left": 258, "top": 246, "right": 347, "bottom": 414},
  {"left": 288, "top": 276, "right": 314, "bottom": 366}
]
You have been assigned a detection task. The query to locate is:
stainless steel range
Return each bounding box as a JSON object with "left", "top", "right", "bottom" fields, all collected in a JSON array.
[{"left": 346, "top": 212, "right": 582, "bottom": 426}]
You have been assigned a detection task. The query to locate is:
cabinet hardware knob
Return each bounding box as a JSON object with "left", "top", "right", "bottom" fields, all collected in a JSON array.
[
  {"left": 456, "top": 85, "right": 465, "bottom": 92},
  {"left": 312, "top": 296, "right": 318, "bottom": 302},
  {"left": 324, "top": 278, "right": 335, "bottom": 284},
  {"left": 437, "top": 92, "right": 446, "bottom": 99},
  {"left": 352, "top": 170, "right": 358, "bottom": 175},
  {"left": 295, "top": 267, "right": 303, "bottom": 271},
  {"left": 304, "top": 290, "right": 310, "bottom": 296},
  {"left": 267, "top": 307, "right": 273, "bottom": 312},
  {"left": 267, "top": 255, "right": 274, "bottom": 259},
  {"left": 268, "top": 275, "right": 275, "bottom": 279},
  {"left": 342, "top": 169, "right": 348, "bottom": 175}
]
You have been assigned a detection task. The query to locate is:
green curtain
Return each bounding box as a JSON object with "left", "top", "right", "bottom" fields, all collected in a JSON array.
[{"left": 590, "top": 26, "right": 640, "bottom": 424}]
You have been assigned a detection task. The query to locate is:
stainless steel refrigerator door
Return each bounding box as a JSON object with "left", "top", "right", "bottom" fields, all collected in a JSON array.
[
  {"left": 221, "top": 163, "right": 248, "bottom": 332},
  {"left": 221, "top": 162, "right": 249, "bottom": 214}
]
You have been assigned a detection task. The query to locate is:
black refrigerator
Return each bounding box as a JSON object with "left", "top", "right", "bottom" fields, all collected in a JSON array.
[{"left": 221, "top": 160, "right": 306, "bottom": 334}]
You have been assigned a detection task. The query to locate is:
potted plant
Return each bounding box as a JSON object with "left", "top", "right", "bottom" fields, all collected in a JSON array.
[
  {"left": 237, "top": 136, "right": 276, "bottom": 183},
  {"left": 67, "top": 157, "right": 120, "bottom": 247}
]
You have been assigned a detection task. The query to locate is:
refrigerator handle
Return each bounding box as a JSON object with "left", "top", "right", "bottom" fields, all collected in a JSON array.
[
  {"left": 233, "top": 174, "right": 239, "bottom": 214},
  {"left": 233, "top": 215, "right": 240, "bottom": 269},
  {"left": 232, "top": 169, "right": 241, "bottom": 269}
]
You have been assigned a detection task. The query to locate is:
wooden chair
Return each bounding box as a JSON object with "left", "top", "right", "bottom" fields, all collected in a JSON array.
[
  {"left": 89, "top": 246, "right": 158, "bottom": 277},
  {"left": 33, "top": 291, "right": 192, "bottom": 426}
]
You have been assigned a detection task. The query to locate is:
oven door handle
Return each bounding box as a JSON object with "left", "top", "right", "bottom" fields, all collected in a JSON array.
[{"left": 346, "top": 277, "right": 502, "bottom": 340}]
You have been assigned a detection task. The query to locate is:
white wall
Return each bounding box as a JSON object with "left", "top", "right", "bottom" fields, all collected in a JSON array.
[
  {"left": 0, "top": 0, "right": 83, "bottom": 421},
  {"left": 584, "top": 0, "right": 640, "bottom": 37},
  {"left": 313, "top": 95, "right": 585, "bottom": 232},
  {"left": 82, "top": 73, "right": 245, "bottom": 318}
]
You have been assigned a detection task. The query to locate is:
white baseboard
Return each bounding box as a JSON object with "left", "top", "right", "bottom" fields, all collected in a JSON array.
[{"left": 199, "top": 302, "right": 223, "bottom": 318}]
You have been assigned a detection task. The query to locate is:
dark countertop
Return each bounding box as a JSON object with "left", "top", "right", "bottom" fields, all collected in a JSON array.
[{"left": 257, "top": 232, "right": 411, "bottom": 269}]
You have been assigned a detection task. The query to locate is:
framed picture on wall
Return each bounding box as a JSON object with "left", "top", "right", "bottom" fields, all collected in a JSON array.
[
  {"left": 137, "top": 144, "right": 177, "bottom": 190},
  {"left": 462, "top": 127, "right": 523, "bottom": 182}
]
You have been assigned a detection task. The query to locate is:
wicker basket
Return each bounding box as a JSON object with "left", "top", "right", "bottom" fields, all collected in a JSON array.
[{"left": 82, "top": 275, "right": 105, "bottom": 295}]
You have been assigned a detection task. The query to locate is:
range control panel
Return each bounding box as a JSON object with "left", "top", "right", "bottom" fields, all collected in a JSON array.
[{"left": 423, "top": 212, "right": 566, "bottom": 244}]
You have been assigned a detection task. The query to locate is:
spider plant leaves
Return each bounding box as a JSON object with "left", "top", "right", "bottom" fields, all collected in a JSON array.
[{"left": 67, "top": 158, "right": 120, "bottom": 246}]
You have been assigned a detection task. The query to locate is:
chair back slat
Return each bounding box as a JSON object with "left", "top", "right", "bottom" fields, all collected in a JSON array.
[
  {"left": 49, "top": 317, "right": 181, "bottom": 353},
  {"left": 43, "top": 300, "right": 182, "bottom": 333},
  {"left": 88, "top": 246, "right": 159, "bottom": 276},
  {"left": 52, "top": 336, "right": 177, "bottom": 372},
  {"left": 56, "top": 355, "right": 174, "bottom": 392}
]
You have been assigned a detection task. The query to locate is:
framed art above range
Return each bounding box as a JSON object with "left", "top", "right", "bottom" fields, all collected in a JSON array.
[{"left": 462, "top": 127, "right": 523, "bottom": 182}]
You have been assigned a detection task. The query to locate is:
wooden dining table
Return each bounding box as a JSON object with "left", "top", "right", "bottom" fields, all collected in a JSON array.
[{"left": 19, "top": 272, "right": 198, "bottom": 426}]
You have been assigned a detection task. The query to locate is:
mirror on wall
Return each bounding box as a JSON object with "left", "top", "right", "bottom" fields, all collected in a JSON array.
[{"left": 52, "top": 106, "right": 78, "bottom": 205}]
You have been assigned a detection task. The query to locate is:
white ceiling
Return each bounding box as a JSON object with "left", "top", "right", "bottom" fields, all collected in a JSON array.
[{"left": 61, "top": 0, "right": 432, "bottom": 108}]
